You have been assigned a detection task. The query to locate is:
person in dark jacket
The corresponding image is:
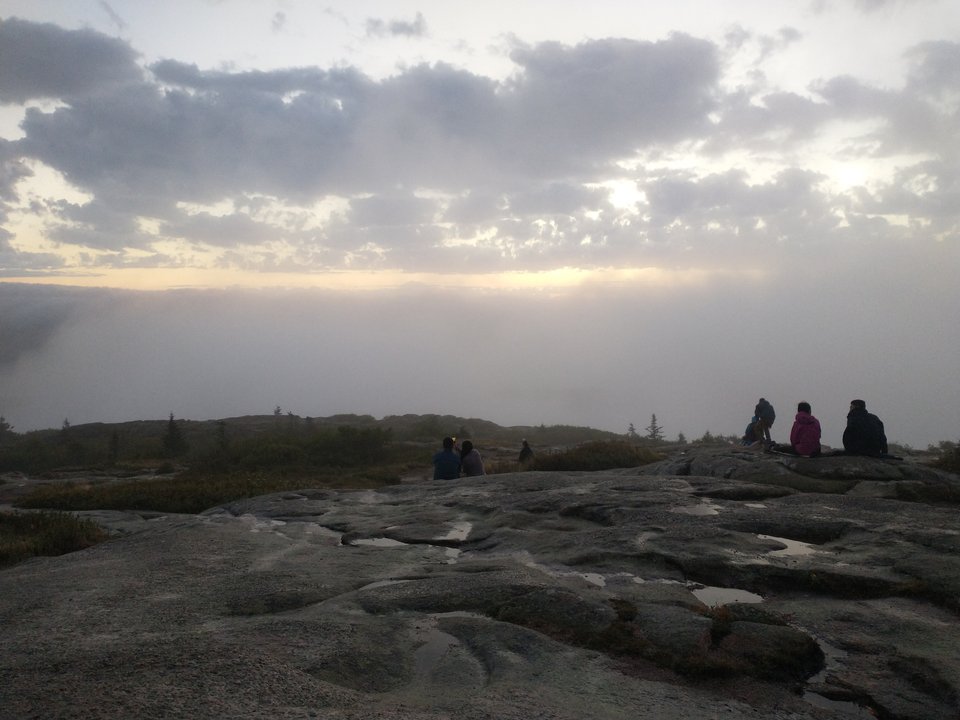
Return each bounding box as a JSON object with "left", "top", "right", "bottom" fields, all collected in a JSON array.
[
  {"left": 433, "top": 436, "right": 461, "bottom": 479},
  {"left": 460, "top": 440, "right": 485, "bottom": 477},
  {"left": 518, "top": 440, "right": 534, "bottom": 466},
  {"left": 754, "top": 398, "right": 776, "bottom": 445},
  {"left": 842, "top": 399, "right": 888, "bottom": 456}
]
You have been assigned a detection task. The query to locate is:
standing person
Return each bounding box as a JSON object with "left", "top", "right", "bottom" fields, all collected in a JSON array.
[
  {"left": 432, "top": 436, "right": 461, "bottom": 479},
  {"left": 843, "top": 399, "right": 888, "bottom": 456},
  {"left": 518, "top": 439, "right": 534, "bottom": 467},
  {"left": 754, "top": 398, "right": 776, "bottom": 446},
  {"left": 788, "top": 402, "right": 822, "bottom": 456},
  {"left": 460, "top": 440, "right": 485, "bottom": 477}
]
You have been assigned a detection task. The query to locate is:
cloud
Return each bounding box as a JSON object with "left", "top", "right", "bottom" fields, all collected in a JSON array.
[
  {"left": 365, "top": 12, "right": 428, "bottom": 38},
  {"left": 0, "top": 18, "right": 141, "bottom": 104},
  {"left": 0, "top": 18, "right": 956, "bottom": 281}
]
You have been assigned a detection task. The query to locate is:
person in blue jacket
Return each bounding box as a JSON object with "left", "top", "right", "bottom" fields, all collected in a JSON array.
[{"left": 432, "top": 436, "right": 461, "bottom": 479}]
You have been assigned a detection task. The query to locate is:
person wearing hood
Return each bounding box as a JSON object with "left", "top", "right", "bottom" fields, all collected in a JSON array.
[
  {"left": 460, "top": 440, "right": 485, "bottom": 477},
  {"left": 843, "top": 399, "right": 888, "bottom": 456},
  {"left": 789, "top": 402, "right": 822, "bottom": 456}
]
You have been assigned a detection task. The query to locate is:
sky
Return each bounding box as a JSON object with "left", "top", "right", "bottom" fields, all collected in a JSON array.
[{"left": 0, "top": 0, "right": 958, "bottom": 447}]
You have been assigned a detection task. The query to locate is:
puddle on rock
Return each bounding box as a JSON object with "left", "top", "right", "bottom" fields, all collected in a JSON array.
[
  {"left": 348, "top": 536, "right": 462, "bottom": 563},
  {"left": 758, "top": 534, "right": 817, "bottom": 557},
  {"left": 350, "top": 537, "right": 407, "bottom": 548},
  {"left": 669, "top": 502, "right": 721, "bottom": 516},
  {"left": 435, "top": 521, "right": 472, "bottom": 542},
  {"left": 690, "top": 584, "right": 763, "bottom": 606},
  {"left": 745, "top": 503, "right": 767, "bottom": 509},
  {"left": 357, "top": 579, "right": 412, "bottom": 591},
  {"left": 803, "top": 692, "right": 875, "bottom": 718}
]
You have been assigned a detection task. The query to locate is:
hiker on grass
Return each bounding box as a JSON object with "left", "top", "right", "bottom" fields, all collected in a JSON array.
[
  {"left": 754, "top": 398, "right": 776, "bottom": 446},
  {"left": 842, "top": 400, "right": 888, "bottom": 457},
  {"left": 518, "top": 440, "right": 534, "bottom": 467},
  {"left": 432, "top": 436, "right": 461, "bottom": 480}
]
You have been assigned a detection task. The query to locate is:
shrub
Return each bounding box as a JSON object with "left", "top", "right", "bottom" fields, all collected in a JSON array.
[
  {"left": 932, "top": 442, "right": 960, "bottom": 474},
  {"left": 0, "top": 511, "right": 108, "bottom": 567}
]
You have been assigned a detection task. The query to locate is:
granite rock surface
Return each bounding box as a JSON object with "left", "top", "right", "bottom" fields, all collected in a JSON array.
[{"left": 2, "top": 448, "right": 959, "bottom": 719}]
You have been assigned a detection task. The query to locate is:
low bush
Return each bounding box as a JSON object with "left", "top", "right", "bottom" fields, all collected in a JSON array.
[
  {"left": 932, "top": 443, "right": 960, "bottom": 474},
  {"left": 0, "top": 511, "right": 108, "bottom": 567}
]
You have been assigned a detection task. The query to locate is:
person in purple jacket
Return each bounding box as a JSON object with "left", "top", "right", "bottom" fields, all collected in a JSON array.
[{"left": 788, "top": 401, "right": 822, "bottom": 456}]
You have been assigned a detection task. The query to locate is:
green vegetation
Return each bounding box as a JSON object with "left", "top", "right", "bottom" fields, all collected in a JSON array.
[
  {"left": 0, "top": 413, "right": 667, "bottom": 568},
  {"left": 522, "top": 440, "right": 663, "bottom": 472},
  {"left": 0, "top": 511, "right": 108, "bottom": 567}
]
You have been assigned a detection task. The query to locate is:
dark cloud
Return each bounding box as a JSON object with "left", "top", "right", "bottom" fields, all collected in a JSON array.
[
  {"left": 0, "top": 17, "right": 141, "bottom": 103},
  {"left": 504, "top": 36, "right": 719, "bottom": 158},
  {"left": 0, "top": 18, "right": 956, "bottom": 277},
  {"left": 905, "top": 41, "right": 960, "bottom": 100},
  {"left": 160, "top": 212, "right": 282, "bottom": 248},
  {"left": 0, "top": 283, "right": 93, "bottom": 366}
]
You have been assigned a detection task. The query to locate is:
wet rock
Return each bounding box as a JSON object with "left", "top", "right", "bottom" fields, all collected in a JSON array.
[
  {"left": 715, "top": 621, "right": 824, "bottom": 683},
  {"left": 1, "top": 448, "right": 958, "bottom": 719}
]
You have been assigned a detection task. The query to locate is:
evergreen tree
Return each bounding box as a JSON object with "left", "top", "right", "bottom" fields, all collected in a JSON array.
[
  {"left": 677, "top": 432, "right": 687, "bottom": 445},
  {"left": 108, "top": 431, "right": 120, "bottom": 466},
  {"left": 162, "top": 413, "right": 189, "bottom": 457},
  {"left": 645, "top": 414, "right": 664, "bottom": 442},
  {"left": 627, "top": 422, "right": 639, "bottom": 439}
]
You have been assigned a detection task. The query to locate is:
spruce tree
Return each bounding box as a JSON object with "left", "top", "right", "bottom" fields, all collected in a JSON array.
[
  {"left": 645, "top": 414, "right": 664, "bottom": 442},
  {"left": 162, "top": 413, "right": 189, "bottom": 457}
]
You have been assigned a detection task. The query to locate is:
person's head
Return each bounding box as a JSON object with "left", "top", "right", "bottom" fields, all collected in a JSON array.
[
  {"left": 522, "top": 439, "right": 529, "bottom": 448},
  {"left": 461, "top": 440, "right": 473, "bottom": 454},
  {"left": 797, "top": 401, "right": 811, "bottom": 414},
  {"left": 850, "top": 399, "right": 866, "bottom": 411},
  {"left": 442, "top": 436, "right": 455, "bottom": 450}
]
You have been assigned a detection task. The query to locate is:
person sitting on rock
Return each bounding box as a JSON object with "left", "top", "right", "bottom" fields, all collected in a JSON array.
[
  {"left": 786, "top": 402, "right": 821, "bottom": 456},
  {"left": 460, "top": 440, "right": 485, "bottom": 477},
  {"left": 842, "top": 399, "right": 888, "bottom": 457},
  {"left": 432, "top": 436, "right": 462, "bottom": 479},
  {"left": 740, "top": 416, "right": 761, "bottom": 447}
]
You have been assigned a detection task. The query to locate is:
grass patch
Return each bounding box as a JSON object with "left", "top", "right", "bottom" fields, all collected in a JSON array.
[
  {"left": 525, "top": 440, "right": 663, "bottom": 472},
  {"left": 0, "top": 511, "right": 108, "bottom": 567},
  {"left": 16, "top": 469, "right": 403, "bottom": 515}
]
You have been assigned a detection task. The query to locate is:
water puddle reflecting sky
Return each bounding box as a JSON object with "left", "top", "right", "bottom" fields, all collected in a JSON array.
[
  {"left": 669, "top": 502, "right": 721, "bottom": 516},
  {"left": 690, "top": 585, "right": 763, "bottom": 606},
  {"left": 758, "top": 534, "right": 817, "bottom": 557}
]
